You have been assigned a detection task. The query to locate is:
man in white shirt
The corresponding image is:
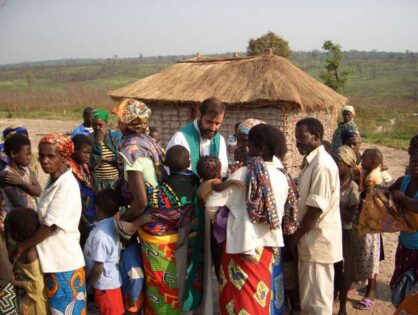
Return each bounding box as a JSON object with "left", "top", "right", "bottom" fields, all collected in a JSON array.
[
  {"left": 166, "top": 97, "right": 228, "bottom": 177},
  {"left": 288, "top": 117, "right": 342, "bottom": 315}
]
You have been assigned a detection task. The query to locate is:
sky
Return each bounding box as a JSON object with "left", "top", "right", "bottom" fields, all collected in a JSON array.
[{"left": 0, "top": 0, "right": 417, "bottom": 65}]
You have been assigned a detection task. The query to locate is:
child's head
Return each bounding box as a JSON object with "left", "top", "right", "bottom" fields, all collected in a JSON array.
[
  {"left": 149, "top": 127, "right": 160, "bottom": 143},
  {"left": 71, "top": 134, "right": 92, "bottom": 164},
  {"left": 197, "top": 156, "right": 221, "bottom": 181},
  {"left": 4, "top": 133, "right": 32, "bottom": 167},
  {"left": 409, "top": 151, "right": 418, "bottom": 180},
  {"left": 408, "top": 135, "right": 418, "bottom": 157},
  {"left": 7, "top": 208, "right": 39, "bottom": 242},
  {"left": 361, "top": 148, "right": 383, "bottom": 171},
  {"left": 95, "top": 189, "right": 121, "bottom": 220},
  {"left": 165, "top": 145, "right": 190, "bottom": 173}
]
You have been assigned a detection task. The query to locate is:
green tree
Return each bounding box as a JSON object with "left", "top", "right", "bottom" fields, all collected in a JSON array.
[
  {"left": 247, "top": 31, "right": 290, "bottom": 58},
  {"left": 319, "top": 40, "right": 350, "bottom": 93}
]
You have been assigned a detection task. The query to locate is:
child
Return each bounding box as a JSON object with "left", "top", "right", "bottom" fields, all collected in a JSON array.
[
  {"left": 0, "top": 133, "right": 41, "bottom": 213},
  {"left": 68, "top": 134, "right": 95, "bottom": 247},
  {"left": 149, "top": 127, "right": 160, "bottom": 143},
  {"left": 333, "top": 146, "right": 360, "bottom": 315},
  {"left": 8, "top": 208, "right": 48, "bottom": 315},
  {"left": 119, "top": 238, "right": 144, "bottom": 314},
  {"left": 84, "top": 189, "right": 124, "bottom": 315},
  {"left": 354, "top": 148, "right": 385, "bottom": 310}
]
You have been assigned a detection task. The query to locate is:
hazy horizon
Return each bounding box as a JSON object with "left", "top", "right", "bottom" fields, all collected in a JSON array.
[{"left": 1, "top": 0, "right": 417, "bottom": 65}]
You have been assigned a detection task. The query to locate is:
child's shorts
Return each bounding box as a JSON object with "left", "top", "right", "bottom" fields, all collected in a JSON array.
[{"left": 94, "top": 287, "right": 124, "bottom": 315}]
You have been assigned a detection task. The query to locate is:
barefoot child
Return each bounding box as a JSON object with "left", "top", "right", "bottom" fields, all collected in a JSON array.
[
  {"left": 68, "top": 134, "right": 95, "bottom": 247},
  {"left": 8, "top": 208, "right": 49, "bottom": 315},
  {"left": 84, "top": 188, "right": 124, "bottom": 315},
  {"left": 354, "top": 148, "right": 385, "bottom": 310}
]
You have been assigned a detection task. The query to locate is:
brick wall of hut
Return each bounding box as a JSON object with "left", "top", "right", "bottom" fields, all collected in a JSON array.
[{"left": 148, "top": 102, "right": 339, "bottom": 177}]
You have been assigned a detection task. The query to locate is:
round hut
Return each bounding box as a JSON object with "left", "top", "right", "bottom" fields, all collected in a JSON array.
[{"left": 108, "top": 53, "right": 347, "bottom": 175}]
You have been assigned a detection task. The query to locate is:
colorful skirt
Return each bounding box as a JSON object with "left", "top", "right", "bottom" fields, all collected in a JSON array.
[
  {"left": 0, "top": 282, "right": 18, "bottom": 315},
  {"left": 219, "top": 246, "right": 274, "bottom": 315},
  {"left": 271, "top": 248, "right": 285, "bottom": 314},
  {"left": 390, "top": 243, "right": 418, "bottom": 288},
  {"left": 139, "top": 228, "right": 180, "bottom": 315},
  {"left": 44, "top": 267, "right": 86, "bottom": 315}
]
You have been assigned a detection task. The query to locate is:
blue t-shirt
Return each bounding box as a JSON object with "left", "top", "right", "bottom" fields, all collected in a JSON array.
[
  {"left": 84, "top": 217, "right": 122, "bottom": 290},
  {"left": 71, "top": 124, "right": 93, "bottom": 139}
]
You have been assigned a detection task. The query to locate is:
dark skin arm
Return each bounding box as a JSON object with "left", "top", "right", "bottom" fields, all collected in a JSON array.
[
  {"left": 286, "top": 206, "right": 322, "bottom": 257},
  {"left": 123, "top": 171, "right": 147, "bottom": 221},
  {"left": 12, "top": 224, "right": 57, "bottom": 263},
  {"left": 3, "top": 171, "right": 42, "bottom": 197},
  {"left": 341, "top": 205, "right": 357, "bottom": 225},
  {"left": 87, "top": 262, "right": 104, "bottom": 288},
  {"left": 212, "top": 179, "right": 245, "bottom": 192},
  {"left": 393, "top": 191, "right": 418, "bottom": 213}
]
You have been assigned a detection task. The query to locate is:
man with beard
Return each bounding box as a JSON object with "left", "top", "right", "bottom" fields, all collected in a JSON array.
[
  {"left": 167, "top": 97, "right": 228, "bottom": 177},
  {"left": 288, "top": 117, "right": 342, "bottom": 315},
  {"left": 166, "top": 97, "right": 227, "bottom": 314}
]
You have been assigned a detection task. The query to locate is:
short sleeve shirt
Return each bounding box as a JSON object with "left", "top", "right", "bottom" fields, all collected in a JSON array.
[
  {"left": 297, "top": 145, "right": 343, "bottom": 264},
  {"left": 36, "top": 170, "right": 85, "bottom": 273},
  {"left": 123, "top": 156, "right": 158, "bottom": 187},
  {"left": 84, "top": 217, "right": 122, "bottom": 290}
]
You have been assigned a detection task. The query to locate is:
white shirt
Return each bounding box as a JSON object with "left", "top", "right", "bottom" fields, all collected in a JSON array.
[
  {"left": 206, "top": 161, "right": 288, "bottom": 255},
  {"left": 166, "top": 120, "right": 228, "bottom": 177},
  {"left": 36, "top": 170, "right": 85, "bottom": 273},
  {"left": 297, "top": 145, "right": 343, "bottom": 264}
]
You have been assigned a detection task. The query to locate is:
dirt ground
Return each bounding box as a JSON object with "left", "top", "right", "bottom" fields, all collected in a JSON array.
[{"left": 0, "top": 118, "right": 410, "bottom": 315}]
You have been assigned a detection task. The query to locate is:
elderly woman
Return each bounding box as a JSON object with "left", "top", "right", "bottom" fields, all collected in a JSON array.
[
  {"left": 90, "top": 109, "right": 122, "bottom": 191},
  {"left": 12, "top": 134, "right": 86, "bottom": 314},
  {"left": 332, "top": 105, "right": 360, "bottom": 153},
  {"left": 207, "top": 124, "right": 289, "bottom": 315}
]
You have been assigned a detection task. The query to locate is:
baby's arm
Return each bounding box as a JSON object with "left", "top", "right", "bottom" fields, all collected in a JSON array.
[{"left": 212, "top": 179, "right": 244, "bottom": 192}]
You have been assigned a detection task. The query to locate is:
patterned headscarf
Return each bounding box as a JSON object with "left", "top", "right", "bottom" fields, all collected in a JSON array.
[
  {"left": 39, "top": 134, "right": 74, "bottom": 159},
  {"left": 238, "top": 119, "right": 266, "bottom": 135},
  {"left": 335, "top": 145, "right": 357, "bottom": 169},
  {"left": 92, "top": 109, "right": 109, "bottom": 123},
  {"left": 246, "top": 156, "right": 280, "bottom": 230},
  {"left": 112, "top": 98, "right": 152, "bottom": 127}
]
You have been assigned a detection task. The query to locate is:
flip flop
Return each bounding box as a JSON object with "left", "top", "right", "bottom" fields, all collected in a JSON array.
[
  {"left": 114, "top": 218, "right": 132, "bottom": 240},
  {"left": 354, "top": 297, "right": 374, "bottom": 310}
]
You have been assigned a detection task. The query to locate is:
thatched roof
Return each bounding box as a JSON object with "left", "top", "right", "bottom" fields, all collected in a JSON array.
[{"left": 108, "top": 54, "right": 347, "bottom": 111}]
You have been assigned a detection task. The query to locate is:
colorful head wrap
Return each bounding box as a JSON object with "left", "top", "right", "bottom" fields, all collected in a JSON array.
[
  {"left": 92, "top": 109, "right": 109, "bottom": 122},
  {"left": 2, "top": 126, "right": 28, "bottom": 140},
  {"left": 335, "top": 145, "right": 357, "bottom": 169},
  {"left": 111, "top": 98, "right": 151, "bottom": 127},
  {"left": 39, "top": 134, "right": 74, "bottom": 159},
  {"left": 238, "top": 119, "right": 266, "bottom": 135},
  {"left": 342, "top": 105, "right": 355, "bottom": 116}
]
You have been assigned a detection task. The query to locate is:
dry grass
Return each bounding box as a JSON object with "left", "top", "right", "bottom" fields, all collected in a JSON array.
[{"left": 109, "top": 55, "right": 347, "bottom": 111}]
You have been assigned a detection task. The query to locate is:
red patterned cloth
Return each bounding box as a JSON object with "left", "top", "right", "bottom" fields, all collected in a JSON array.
[
  {"left": 39, "top": 134, "right": 74, "bottom": 159},
  {"left": 219, "top": 245, "right": 273, "bottom": 315}
]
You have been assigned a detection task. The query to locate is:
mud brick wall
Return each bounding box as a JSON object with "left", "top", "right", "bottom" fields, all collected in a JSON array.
[{"left": 147, "top": 102, "right": 338, "bottom": 177}]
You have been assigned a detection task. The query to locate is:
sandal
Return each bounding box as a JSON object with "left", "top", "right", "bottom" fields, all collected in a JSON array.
[
  {"left": 354, "top": 297, "right": 374, "bottom": 310},
  {"left": 114, "top": 218, "right": 132, "bottom": 240}
]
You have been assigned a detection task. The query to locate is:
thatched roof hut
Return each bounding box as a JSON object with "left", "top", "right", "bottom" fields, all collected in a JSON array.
[{"left": 109, "top": 54, "right": 347, "bottom": 174}]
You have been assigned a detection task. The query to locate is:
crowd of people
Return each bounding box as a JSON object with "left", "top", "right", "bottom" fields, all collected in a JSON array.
[{"left": 0, "top": 98, "right": 417, "bottom": 315}]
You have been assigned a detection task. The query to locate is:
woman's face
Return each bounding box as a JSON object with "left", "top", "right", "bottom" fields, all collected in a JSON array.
[
  {"left": 92, "top": 119, "right": 108, "bottom": 134},
  {"left": 236, "top": 132, "right": 248, "bottom": 150},
  {"left": 342, "top": 110, "right": 353, "bottom": 123},
  {"left": 38, "top": 143, "right": 65, "bottom": 174}
]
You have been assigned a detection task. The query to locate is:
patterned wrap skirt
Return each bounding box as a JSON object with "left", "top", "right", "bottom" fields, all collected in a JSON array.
[
  {"left": 44, "top": 267, "right": 87, "bottom": 315},
  {"left": 390, "top": 243, "right": 418, "bottom": 288},
  {"left": 219, "top": 245, "right": 284, "bottom": 315},
  {"left": 139, "top": 228, "right": 180, "bottom": 315}
]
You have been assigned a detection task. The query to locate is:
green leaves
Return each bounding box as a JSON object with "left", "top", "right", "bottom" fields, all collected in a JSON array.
[{"left": 247, "top": 31, "right": 291, "bottom": 58}]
